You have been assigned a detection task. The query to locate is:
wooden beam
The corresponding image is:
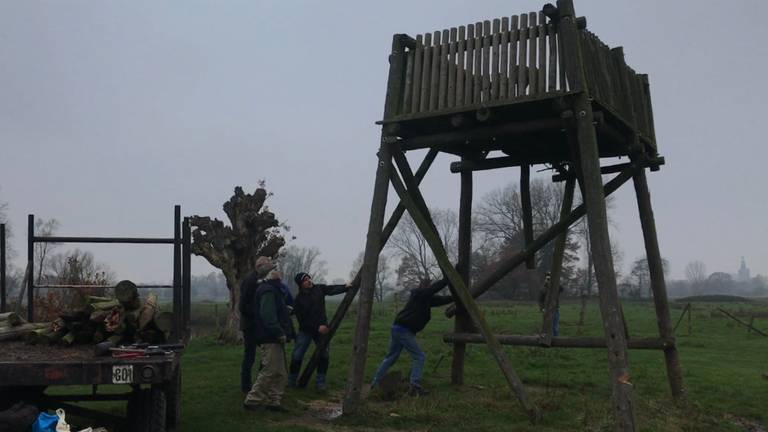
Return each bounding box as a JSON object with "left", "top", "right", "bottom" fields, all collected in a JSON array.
[
  {"left": 299, "top": 148, "right": 438, "bottom": 388},
  {"left": 389, "top": 164, "right": 540, "bottom": 422},
  {"left": 445, "top": 167, "right": 636, "bottom": 318},
  {"left": 717, "top": 308, "right": 767, "bottom": 337},
  {"left": 451, "top": 158, "right": 476, "bottom": 385},
  {"left": 520, "top": 165, "right": 535, "bottom": 269},
  {"left": 343, "top": 34, "right": 406, "bottom": 415},
  {"left": 540, "top": 177, "right": 576, "bottom": 344},
  {"left": 450, "top": 156, "right": 525, "bottom": 173},
  {"left": 558, "top": 0, "right": 636, "bottom": 428},
  {"left": 444, "top": 333, "right": 674, "bottom": 350},
  {"left": 399, "top": 117, "right": 562, "bottom": 151},
  {"left": 552, "top": 157, "right": 665, "bottom": 182},
  {"left": 632, "top": 165, "right": 685, "bottom": 398}
]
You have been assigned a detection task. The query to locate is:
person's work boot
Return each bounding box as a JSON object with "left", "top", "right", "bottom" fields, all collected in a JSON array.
[
  {"left": 287, "top": 373, "right": 298, "bottom": 388},
  {"left": 316, "top": 374, "right": 327, "bottom": 392},
  {"left": 242, "top": 402, "right": 263, "bottom": 412},
  {"left": 408, "top": 384, "right": 429, "bottom": 397}
]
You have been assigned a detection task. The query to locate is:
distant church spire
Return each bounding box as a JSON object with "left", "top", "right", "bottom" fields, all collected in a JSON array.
[{"left": 737, "top": 256, "right": 750, "bottom": 282}]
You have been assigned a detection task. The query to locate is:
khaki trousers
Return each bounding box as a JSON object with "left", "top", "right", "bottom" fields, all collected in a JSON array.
[{"left": 244, "top": 343, "right": 287, "bottom": 406}]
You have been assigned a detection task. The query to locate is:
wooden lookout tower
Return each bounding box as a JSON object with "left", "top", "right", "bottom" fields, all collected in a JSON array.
[{"left": 298, "top": 0, "right": 683, "bottom": 429}]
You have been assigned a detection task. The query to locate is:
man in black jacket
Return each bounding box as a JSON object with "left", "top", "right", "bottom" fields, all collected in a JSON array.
[
  {"left": 371, "top": 277, "right": 453, "bottom": 396},
  {"left": 288, "top": 272, "right": 351, "bottom": 390},
  {"left": 242, "top": 258, "right": 294, "bottom": 412}
]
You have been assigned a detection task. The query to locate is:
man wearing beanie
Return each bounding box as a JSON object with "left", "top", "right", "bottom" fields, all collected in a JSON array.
[
  {"left": 242, "top": 256, "right": 295, "bottom": 412},
  {"left": 288, "top": 272, "right": 351, "bottom": 391}
]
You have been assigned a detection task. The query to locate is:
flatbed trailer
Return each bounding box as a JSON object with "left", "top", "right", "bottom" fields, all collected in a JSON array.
[{"left": 0, "top": 206, "right": 191, "bottom": 432}]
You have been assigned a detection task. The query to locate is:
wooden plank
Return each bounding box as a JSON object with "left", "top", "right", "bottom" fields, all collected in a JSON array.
[
  {"left": 444, "top": 333, "right": 673, "bottom": 350},
  {"left": 632, "top": 166, "right": 686, "bottom": 397},
  {"left": 518, "top": 13, "right": 529, "bottom": 96},
  {"left": 672, "top": 303, "right": 690, "bottom": 333},
  {"left": 509, "top": 15, "right": 520, "bottom": 97},
  {"left": 447, "top": 27, "right": 458, "bottom": 108},
  {"left": 445, "top": 168, "right": 637, "bottom": 318},
  {"left": 540, "top": 177, "right": 576, "bottom": 344},
  {"left": 402, "top": 49, "right": 415, "bottom": 115},
  {"left": 538, "top": 12, "right": 546, "bottom": 94},
  {"left": 473, "top": 21, "right": 482, "bottom": 104},
  {"left": 388, "top": 164, "right": 540, "bottom": 422},
  {"left": 547, "top": 22, "right": 557, "bottom": 92},
  {"left": 717, "top": 308, "right": 768, "bottom": 337},
  {"left": 419, "top": 32, "right": 432, "bottom": 112},
  {"left": 438, "top": 29, "right": 449, "bottom": 110},
  {"left": 528, "top": 12, "right": 538, "bottom": 95},
  {"left": 490, "top": 18, "right": 501, "bottom": 100},
  {"left": 557, "top": 26, "right": 567, "bottom": 90},
  {"left": 481, "top": 20, "right": 491, "bottom": 102},
  {"left": 456, "top": 26, "right": 466, "bottom": 107},
  {"left": 464, "top": 24, "right": 475, "bottom": 105},
  {"left": 429, "top": 31, "right": 441, "bottom": 111},
  {"left": 299, "top": 149, "right": 439, "bottom": 388},
  {"left": 411, "top": 35, "right": 424, "bottom": 114},
  {"left": 499, "top": 17, "right": 509, "bottom": 99},
  {"left": 521, "top": 165, "right": 534, "bottom": 269}
]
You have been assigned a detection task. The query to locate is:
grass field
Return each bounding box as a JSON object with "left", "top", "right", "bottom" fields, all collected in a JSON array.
[{"left": 177, "top": 300, "right": 768, "bottom": 431}]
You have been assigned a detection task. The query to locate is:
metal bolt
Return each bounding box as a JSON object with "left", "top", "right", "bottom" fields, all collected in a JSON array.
[{"left": 579, "top": 110, "right": 587, "bottom": 117}]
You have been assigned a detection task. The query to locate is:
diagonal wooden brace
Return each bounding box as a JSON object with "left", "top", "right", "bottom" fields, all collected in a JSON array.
[{"left": 389, "top": 162, "right": 540, "bottom": 422}]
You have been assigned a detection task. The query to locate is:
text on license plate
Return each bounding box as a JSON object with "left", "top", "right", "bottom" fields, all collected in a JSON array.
[{"left": 112, "top": 365, "right": 133, "bottom": 384}]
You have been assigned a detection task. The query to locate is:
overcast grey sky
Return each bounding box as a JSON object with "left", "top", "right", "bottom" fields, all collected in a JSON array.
[{"left": 1, "top": 0, "right": 766, "bottom": 284}]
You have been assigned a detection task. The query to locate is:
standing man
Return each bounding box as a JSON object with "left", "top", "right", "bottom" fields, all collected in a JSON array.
[
  {"left": 242, "top": 257, "right": 294, "bottom": 412},
  {"left": 240, "top": 256, "right": 278, "bottom": 394},
  {"left": 371, "top": 276, "right": 453, "bottom": 396},
  {"left": 288, "top": 272, "right": 351, "bottom": 391}
]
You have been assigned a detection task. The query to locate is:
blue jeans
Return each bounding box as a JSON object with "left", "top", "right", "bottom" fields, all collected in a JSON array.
[
  {"left": 553, "top": 308, "right": 560, "bottom": 337},
  {"left": 289, "top": 331, "right": 329, "bottom": 381},
  {"left": 372, "top": 325, "right": 425, "bottom": 386}
]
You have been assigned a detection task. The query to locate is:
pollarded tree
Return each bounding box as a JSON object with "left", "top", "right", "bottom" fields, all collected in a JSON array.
[{"left": 190, "top": 185, "right": 286, "bottom": 343}]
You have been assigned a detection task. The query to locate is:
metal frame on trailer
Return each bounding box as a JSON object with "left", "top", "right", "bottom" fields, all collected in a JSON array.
[{"left": 21, "top": 205, "right": 192, "bottom": 341}]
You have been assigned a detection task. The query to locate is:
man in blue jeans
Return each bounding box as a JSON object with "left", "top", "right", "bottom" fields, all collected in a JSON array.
[{"left": 371, "top": 277, "right": 453, "bottom": 396}]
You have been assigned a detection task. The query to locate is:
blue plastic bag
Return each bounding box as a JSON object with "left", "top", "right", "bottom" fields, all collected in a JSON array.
[{"left": 31, "top": 411, "right": 59, "bottom": 432}]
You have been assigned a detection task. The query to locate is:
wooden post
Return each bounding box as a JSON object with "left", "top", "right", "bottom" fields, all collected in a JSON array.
[
  {"left": 541, "top": 177, "right": 576, "bottom": 344},
  {"left": 520, "top": 165, "right": 535, "bottom": 269},
  {"left": 27, "top": 214, "right": 34, "bottom": 322},
  {"left": 557, "top": 0, "right": 636, "bottom": 429},
  {"left": 389, "top": 166, "right": 540, "bottom": 422},
  {"left": 451, "top": 158, "right": 476, "bottom": 385},
  {"left": 632, "top": 166, "right": 685, "bottom": 399},
  {"left": 343, "top": 34, "right": 407, "bottom": 415},
  {"left": 297, "top": 149, "right": 438, "bottom": 388}
]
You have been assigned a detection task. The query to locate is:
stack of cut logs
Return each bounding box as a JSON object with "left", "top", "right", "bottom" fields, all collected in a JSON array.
[
  {"left": 0, "top": 312, "right": 47, "bottom": 341},
  {"left": 0, "top": 280, "right": 172, "bottom": 346}
]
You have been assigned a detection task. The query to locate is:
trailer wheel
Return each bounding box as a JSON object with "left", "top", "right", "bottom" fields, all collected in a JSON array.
[{"left": 127, "top": 387, "right": 166, "bottom": 432}]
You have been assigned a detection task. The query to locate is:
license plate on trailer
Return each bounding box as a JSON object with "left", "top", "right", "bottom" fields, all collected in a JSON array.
[{"left": 112, "top": 365, "right": 133, "bottom": 384}]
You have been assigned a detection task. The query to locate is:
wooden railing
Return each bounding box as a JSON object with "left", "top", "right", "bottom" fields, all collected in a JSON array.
[
  {"left": 393, "top": 11, "right": 568, "bottom": 119},
  {"left": 388, "top": 10, "right": 656, "bottom": 144},
  {"left": 580, "top": 30, "right": 656, "bottom": 141}
]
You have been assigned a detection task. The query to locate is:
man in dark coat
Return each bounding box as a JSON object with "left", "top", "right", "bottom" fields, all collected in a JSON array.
[
  {"left": 287, "top": 272, "right": 351, "bottom": 390},
  {"left": 371, "top": 276, "right": 453, "bottom": 396}
]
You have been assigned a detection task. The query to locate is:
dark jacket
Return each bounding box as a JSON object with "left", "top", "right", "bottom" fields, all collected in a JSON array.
[
  {"left": 294, "top": 283, "right": 347, "bottom": 335},
  {"left": 394, "top": 279, "right": 453, "bottom": 334},
  {"left": 250, "top": 279, "right": 295, "bottom": 344},
  {"left": 239, "top": 271, "right": 262, "bottom": 331}
]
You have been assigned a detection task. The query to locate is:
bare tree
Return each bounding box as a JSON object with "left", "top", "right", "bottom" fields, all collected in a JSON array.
[
  {"left": 627, "top": 256, "right": 669, "bottom": 299},
  {"left": 34, "top": 217, "right": 60, "bottom": 284},
  {"left": 190, "top": 185, "right": 286, "bottom": 343},
  {"left": 350, "top": 251, "right": 393, "bottom": 303},
  {"left": 685, "top": 260, "right": 707, "bottom": 293},
  {"left": 388, "top": 208, "right": 458, "bottom": 289},
  {"left": 280, "top": 245, "right": 329, "bottom": 292}
]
